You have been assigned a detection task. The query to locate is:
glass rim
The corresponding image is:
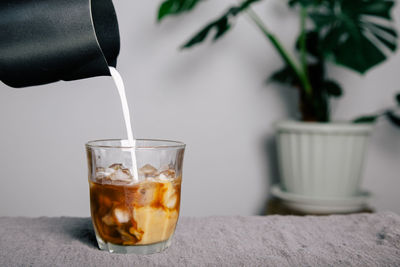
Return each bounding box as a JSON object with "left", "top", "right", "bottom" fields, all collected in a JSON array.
[{"left": 85, "top": 139, "right": 186, "bottom": 149}]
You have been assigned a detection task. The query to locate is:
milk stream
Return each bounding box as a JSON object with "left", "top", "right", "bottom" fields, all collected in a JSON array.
[{"left": 109, "top": 67, "right": 139, "bottom": 182}]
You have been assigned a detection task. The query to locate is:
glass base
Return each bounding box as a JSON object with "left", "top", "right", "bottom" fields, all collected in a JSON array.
[{"left": 95, "top": 235, "right": 173, "bottom": 254}]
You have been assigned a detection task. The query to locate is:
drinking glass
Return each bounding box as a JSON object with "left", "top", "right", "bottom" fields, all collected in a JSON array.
[{"left": 86, "top": 139, "right": 185, "bottom": 254}]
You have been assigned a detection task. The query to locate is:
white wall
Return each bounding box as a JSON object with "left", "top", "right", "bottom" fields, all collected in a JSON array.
[{"left": 0, "top": 0, "right": 399, "bottom": 217}]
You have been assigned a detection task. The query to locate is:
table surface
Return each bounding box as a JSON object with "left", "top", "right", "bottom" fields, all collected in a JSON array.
[{"left": 1, "top": 212, "right": 400, "bottom": 266}]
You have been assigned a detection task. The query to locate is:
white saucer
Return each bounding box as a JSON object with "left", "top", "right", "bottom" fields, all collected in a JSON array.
[{"left": 271, "top": 185, "right": 372, "bottom": 214}]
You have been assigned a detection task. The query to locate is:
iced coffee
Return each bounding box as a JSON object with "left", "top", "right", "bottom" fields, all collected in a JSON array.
[
  {"left": 86, "top": 139, "right": 185, "bottom": 254},
  {"left": 90, "top": 164, "right": 181, "bottom": 246}
]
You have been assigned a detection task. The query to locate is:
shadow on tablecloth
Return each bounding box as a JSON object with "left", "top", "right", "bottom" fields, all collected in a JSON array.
[{"left": 63, "top": 217, "right": 97, "bottom": 249}]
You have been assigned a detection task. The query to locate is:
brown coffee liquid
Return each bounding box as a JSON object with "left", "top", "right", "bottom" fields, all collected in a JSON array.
[{"left": 90, "top": 178, "right": 181, "bottom": 245}]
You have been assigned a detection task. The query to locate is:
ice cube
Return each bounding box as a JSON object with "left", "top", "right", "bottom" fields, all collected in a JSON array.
[
  {"left": 159, "top": 169, "right": 176, "bottom": 180},
  {"left": 110, "top": 168, "right": 132, "bottom": 182},
  {"left": 165, "top": 194, "right": 177, "bottom": 209},
  {"left": 102, "top": 214, "right": 115, "bottom": 226},
  {"left": 134, "top": 181, "right": 157, "bottom": 205},
  {"left": 158, "top": 164, "right": 174, "bottom": 172},
  {"left": 114, "top": 207, "right": 130, "bottom": 223},
  {"left": 96, "top": 167, "right": 105, "bottom": 173},
  {"left": 161, "top": 182, "right": 177, "bottom": 209},
  {"left": 95, "top": 167, "right": 116, "bottom": 180},
  {"left": 139, "top": 164, "right": 158, "bottom": 178},
  {"left": 118, "top": 228, "right": 136, "bottom": 243},
  {"left": 105, "top": 168, "right": 116, "bottom": 174},
  {"left": 95, "top": 167, "right": 107, "bottom": 179},
  {"left": 129, "top": 227, "right": 144, "bottom": 241},
  {"left": 109, "top": 163, "right": 124, "bottom": 170}
]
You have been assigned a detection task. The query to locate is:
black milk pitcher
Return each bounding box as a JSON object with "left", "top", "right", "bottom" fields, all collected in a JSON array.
[{"left": 0, "top": 0, "right": 120, "bottom": 88}]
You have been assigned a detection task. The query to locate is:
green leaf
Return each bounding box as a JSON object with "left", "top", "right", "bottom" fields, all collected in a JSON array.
[
  {"left": 233, "top": 0, "right": 261, "bottom": 13},
  {"left": 181, "top": 23, "right": 215, "bottom": 48},
  {"left": 268, "top": 64, "right": 299, "bottom": 85},
  {"left": 181, "top": 0, "right": 261, "bottom": 48},
  {"left": 309, "top": 13, "right": 336, "bottom": 28},
  {"left": 353, "top": 115, "right": 378, "bottom": 124},
  {"left": 158, "top": 1, "right": 174, "bottom": 21},
  {"left": 368, "top": 23, "right": 398, "bottom": 38},
  {"left": 213, "top": 17, "right": 231, "bottom": 40},
  {"left": 366, "top": 22, "right": 397, "bottom": 52},
  {"left": 371, "top": 32, "right": 397, "bottom": 51},
  {"left": 308, "top": 0, "right": 397, "bottom": 74},
  {"left": 396, "top": 93, "right": 400, "bottom": 106},
  {"left": 359, "top": 1, "right": 395, "bottom": 19},
  {"left": 334, "top": 32, "right": 387, "bottom": 74},
  {"left": 181, "top": 16, "right": 230, "bottom": 48},
  {"left": 288, "top": 0, "right": 320, "bottom": 7},
  {"left": 386, "top": 111, "right": 400, "bottom": 127},
  {"left": 323, "top": 80, "right": 342, "bottom": 97},
  {"left": 158, "top": 0, "right": 203, "bottom": 21}
]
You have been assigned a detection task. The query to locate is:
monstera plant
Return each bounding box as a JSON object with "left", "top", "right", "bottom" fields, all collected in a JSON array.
[{"left": 157, "top": 0, "right": 400, "bottom": 125}]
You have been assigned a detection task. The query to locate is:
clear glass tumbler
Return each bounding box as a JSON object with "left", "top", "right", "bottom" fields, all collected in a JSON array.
[{"left": 86, "top": 139, "right": 185, "bottom": 254}]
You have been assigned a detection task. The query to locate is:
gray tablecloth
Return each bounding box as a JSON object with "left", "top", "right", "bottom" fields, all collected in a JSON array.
[{"left": 1, "top": 212, "right": 399, "bottom": 266}]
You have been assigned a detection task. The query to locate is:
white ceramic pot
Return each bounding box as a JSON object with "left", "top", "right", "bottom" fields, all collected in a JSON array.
[{"left": 276, "top": 121, "right": 373, "bottom": 198}]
